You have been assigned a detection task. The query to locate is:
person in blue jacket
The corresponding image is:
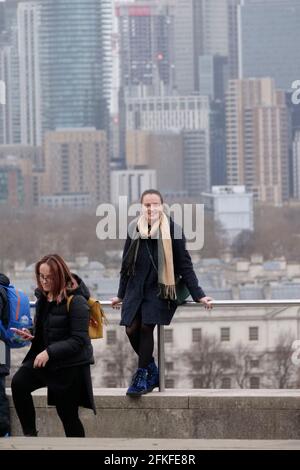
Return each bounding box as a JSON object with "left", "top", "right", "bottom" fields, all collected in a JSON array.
[
  {"left": 111, "top": 189, "right": 212, "bottom": 396},
  {"left": 0, "top": 274, "right": 10, "bottom": 437}
]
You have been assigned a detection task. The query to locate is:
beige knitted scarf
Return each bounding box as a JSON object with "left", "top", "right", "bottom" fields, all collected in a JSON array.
[{"left": 137, "top": 212, "right": 176, "bottom": 300}]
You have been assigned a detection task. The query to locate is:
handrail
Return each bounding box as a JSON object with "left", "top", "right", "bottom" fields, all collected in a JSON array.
[
  {"left": 30, "top": 299, "right": 300, "bottom": 308},
  {"left": 29, "top": 299, "right": 300, "bottom": 392}
]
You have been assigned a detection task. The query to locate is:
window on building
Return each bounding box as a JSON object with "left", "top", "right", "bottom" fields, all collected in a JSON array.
[
  {"left": 192, "top": 328, "right": 202, "bottom": 342},
  {"left": 250, "top": 376, "right": 260, "bottom": 389},
  {"left": 166, "top": 362, "right": 174, "bottom": 371},
  {"left": 221, "top": 359, "right": 231, "bottom": 369},
  {"left": 249, "top": 327, "right": 259, "bottom": 341},
  {"left": 250, "top": 359, "right": 259, "bottom": 369},
  {"left": 193, "top": 377, "right": 203, "bottom": 388},
  {"left": 106, "top": 330, "right": 117, "bottom": 345},
  {"left": 164, "top": 329, "right": 173, "bottom": 343},
  {"left": 221, "top": 377, "right": 231, "bottom": 389},
  {"left": 220, "top": 327, "right": 230, "bottom": 341},
  {"left": 193, "top": 361, "right": 202, "bottom": 371}
]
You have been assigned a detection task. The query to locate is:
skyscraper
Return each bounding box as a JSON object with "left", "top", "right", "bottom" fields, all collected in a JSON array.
[
  {"left": 116, "top": 1, "right": 175, "bottom": 97},
  {"left": 39, "top": 0, "right": 112, "bottom": 132},
  {"left": 0, "top": 1, "right": 20, "bottom": 145},
  {"left": 17, "top": 1, "right": 42, "bottom": 146},
  {"left": 239, "top": 0, "right": 300, "bottom": 90},
  {"left": 226, "top": 78, "right": 289, "bottom": 206}
]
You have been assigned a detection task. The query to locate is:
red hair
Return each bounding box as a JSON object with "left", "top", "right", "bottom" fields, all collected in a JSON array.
[{"left": 35, "top": 254, "right": 77, "bottom": 302}]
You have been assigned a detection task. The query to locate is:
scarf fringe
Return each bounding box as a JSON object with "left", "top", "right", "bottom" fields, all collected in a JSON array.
[{"left": 158, "top": 283, "right": 177, "bottom": 301}]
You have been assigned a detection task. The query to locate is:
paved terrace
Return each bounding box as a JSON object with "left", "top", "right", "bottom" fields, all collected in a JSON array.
[{"left": 2, "top": 437, "right": 300, "bottom": 450}]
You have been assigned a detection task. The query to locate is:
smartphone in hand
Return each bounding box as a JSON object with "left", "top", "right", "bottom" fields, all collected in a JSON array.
[{"left": 10, "top": 327, "right": 34, "bottom": 340}]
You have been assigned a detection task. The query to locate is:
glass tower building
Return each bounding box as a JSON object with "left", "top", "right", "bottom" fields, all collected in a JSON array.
[
  {"left": 239, "top": 0, "right": 300, "bottom": 90},
  {"left": 40, "top": 0, "right": 111, "bottom": 132}
]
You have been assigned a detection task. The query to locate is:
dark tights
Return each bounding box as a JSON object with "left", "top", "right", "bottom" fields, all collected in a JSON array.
[
  {"left": 11, "top": 366, "right": 85, "bottom": 437},
  {"left": 125, "top": 312, "right": 155, "bottom": 369}
]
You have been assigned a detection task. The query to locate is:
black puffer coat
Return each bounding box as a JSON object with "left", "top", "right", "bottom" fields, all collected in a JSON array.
[
  {"left": 22, "top": 274, "right": 94, "bottom": 370},
  {"left": 21, "top": 275, "right": 95, "bottom": 411}
]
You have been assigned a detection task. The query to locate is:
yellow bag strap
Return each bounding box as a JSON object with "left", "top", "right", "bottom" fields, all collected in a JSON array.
[
  {"left": 67, "top": 295, "right": 108, "bottom": 325},
  {"left": 66, "top": 295, "right": 74, "bottom": 312}
]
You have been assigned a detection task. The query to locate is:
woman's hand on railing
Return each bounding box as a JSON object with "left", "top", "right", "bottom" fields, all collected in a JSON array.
[
  {"left": 198, "top": 296, "right": 213, "bottom": 309},
  {"left": 110, "top": 297, "right": 122, "bottom": 309}
]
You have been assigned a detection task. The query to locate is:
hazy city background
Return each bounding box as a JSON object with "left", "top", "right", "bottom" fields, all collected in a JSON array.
[{"left": 1, "top": 0, "right": 300, "bottom": 389}]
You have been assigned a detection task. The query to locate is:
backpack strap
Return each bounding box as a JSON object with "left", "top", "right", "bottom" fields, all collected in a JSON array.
[
  {"left": 66, "top": 295, "right": 74, "bottom": 312},
  {"left": 15, "top": 289, "right": 21, "bottom": 321}
]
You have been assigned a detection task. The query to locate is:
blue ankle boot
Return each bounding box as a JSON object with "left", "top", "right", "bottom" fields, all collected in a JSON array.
[
  {"left": 126, "top": 368, "right": 148, "bottom": 396},
  {"left": 146, "top": 359, "right": 159, "bottom": 392}
]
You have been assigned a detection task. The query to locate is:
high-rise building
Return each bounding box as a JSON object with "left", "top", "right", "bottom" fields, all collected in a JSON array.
[
  {"left": 198, "top": 55, "right": 228, "bottom": 102},
  {"left": 0, "top": 149, "right": 34, "bottom": 209},
  {"left": 197, "top": 0, "right": 229, "bottom": 57},
  {"left": 239, "top": 0, "right": 300, "bottom": 90},
  {"left": 39, "top": 0, "right": 112, "bottom": 132},
  {"left": 116, "top": 0, "right": 175, "bottom": 97},
  {"left": 171, "top": 0, "right": 194, "bottom": 94},
  {"left": 227, "top": 0, "right": 240, "bottom": 80},
  {"left": 193, "top": 0, "right": 241, "bottom": 88},
  {"left": 125, "top": 95, "right": 210, "bottom": 133},
  {"left": 226, "top": 78, "right": 289, "bottom": 206},
  {"left": 183, "top": 130, "right": 210, "bottom": 199},
  {"left": 17, "top": 1, "right": 42, "bottom": 146},
  {"left": 126, "top": 129, "right": 184, "bottom": 197},
  {"left": 125, "top": 95, "right": 211, "bottom": 199},
  {"left": 210, "top": 100, "right": 227, "bottom": 187},
  {"left": 100, "top": 0, "right": 113, "bottom": 106},
  {"left": 293, "top": 131, "right": 300, "bottom": 200},
  {"left": 0, "top": 28, "right": 20, "bottom": 144},
  {"left": 41, "top": 129, "right": 109, "bottom": 207},
  {"left": 0, "top": 2, "right": 5, "bottom": 34}
]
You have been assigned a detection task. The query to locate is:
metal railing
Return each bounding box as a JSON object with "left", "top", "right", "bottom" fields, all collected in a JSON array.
[{"left": 29, "top": 298, "right": 300, "bottom": 392}]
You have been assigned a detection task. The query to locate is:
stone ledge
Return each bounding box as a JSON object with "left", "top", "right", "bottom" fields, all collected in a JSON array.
[{"left": 6, "top": 389, "right": 300, "bottom": 439}]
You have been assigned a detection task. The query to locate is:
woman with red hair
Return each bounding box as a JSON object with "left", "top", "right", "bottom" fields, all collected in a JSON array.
[{"left": 11, "top": 254, "right": 95, "bottom": 437}]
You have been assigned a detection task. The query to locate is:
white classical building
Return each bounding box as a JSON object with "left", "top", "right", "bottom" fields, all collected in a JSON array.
[{"left": 92, "top": 302, "right": 300, "bottom": 390}]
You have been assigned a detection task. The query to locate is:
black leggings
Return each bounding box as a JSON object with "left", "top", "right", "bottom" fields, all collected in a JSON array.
[
  {"left": 11, "top": 367, "right": 85, "bottom": 437},
  {"left": 125, "top": 312, "right": 155, "bottom": 369}
]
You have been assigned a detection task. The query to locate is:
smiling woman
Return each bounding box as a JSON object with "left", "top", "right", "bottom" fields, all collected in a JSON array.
[{"left": 111, "top": 189, "right": 213, "bottom": 397}]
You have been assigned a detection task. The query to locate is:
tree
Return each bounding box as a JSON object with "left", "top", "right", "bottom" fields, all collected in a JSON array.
[
  {"left": 184, "top": 334, "right": 230, "bottom": 388},
  {"left": 267, "top": 332, "right": 297, "bottom": 388},
  {"left": 231, "top": 342, "right": 258, "bottom": 389},
  {"left": 92, "top": 330, "right": 136, "bottom": 388}
]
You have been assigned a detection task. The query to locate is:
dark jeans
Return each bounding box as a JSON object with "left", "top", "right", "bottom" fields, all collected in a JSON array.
[
  {"left": 0, "top": 375, "right": 10, "bottom": 437},
  {"left": 11, "top": 366, "right": 85, "bottom": 437}
]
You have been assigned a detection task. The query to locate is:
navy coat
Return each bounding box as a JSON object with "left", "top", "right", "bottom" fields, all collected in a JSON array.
[{"left": 118, "top": 220, "right": 206, "bottom": 326}]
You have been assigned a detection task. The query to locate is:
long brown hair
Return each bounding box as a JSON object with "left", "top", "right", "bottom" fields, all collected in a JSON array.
[{"left": 35, "top": 254, "right": 77, "bottom": 302}]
